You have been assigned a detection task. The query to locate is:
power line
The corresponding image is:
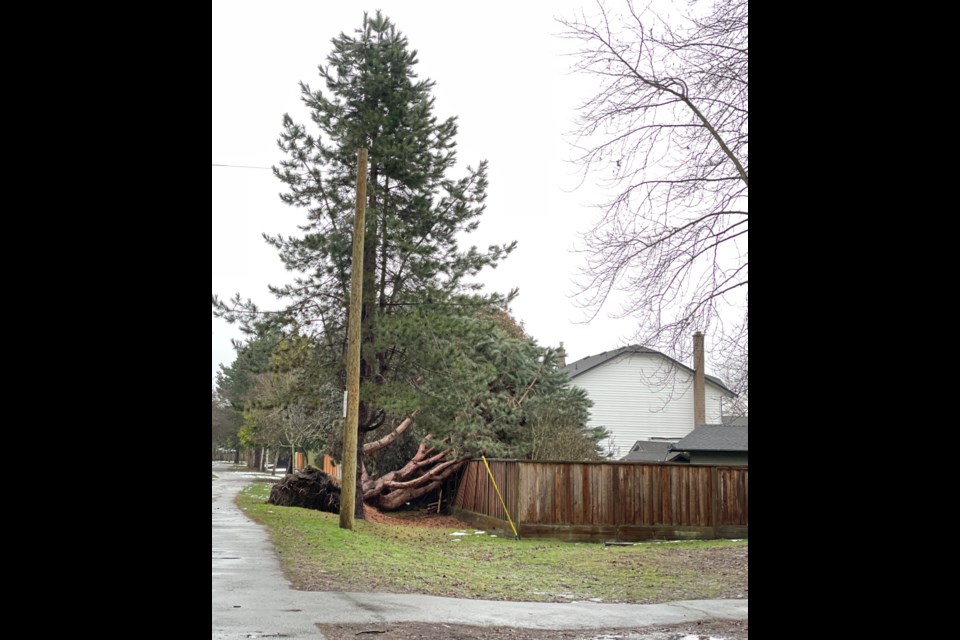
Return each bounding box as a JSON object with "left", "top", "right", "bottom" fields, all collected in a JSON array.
[{"left": 212, "top": 163, "right": 272, "bottom": 170}]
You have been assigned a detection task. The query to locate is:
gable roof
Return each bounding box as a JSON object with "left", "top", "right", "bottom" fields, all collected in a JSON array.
[
  {"left": 722, "top": 415, "right": 748, "bottom": 426},
  {"left": 561, "top": 345, "right": 736, "bottom": 397},
  {"left": 669, "top": 425, "right": 748, "bottom": 453},
  {"left": 620, "top": 440, "right": 674, "bottom": 462}
]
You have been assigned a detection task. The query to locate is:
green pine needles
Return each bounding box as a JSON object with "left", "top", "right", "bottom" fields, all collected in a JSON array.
[{"left": 214, "top": 12, "right": 606, "bottom": 490}]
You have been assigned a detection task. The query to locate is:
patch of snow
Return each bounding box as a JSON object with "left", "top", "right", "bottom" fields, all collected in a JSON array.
[
  {"left": 450, "top": 531, "right": 467, "bottom": 536},
  {"left": 474, "top": 530, "right": 486, "bottom": 535},
  {"left": 490, "top": 535, "right": 497, "bottom": 538},
  {"left": 236, "top": 471, "right": 283, "bottom": 481}
]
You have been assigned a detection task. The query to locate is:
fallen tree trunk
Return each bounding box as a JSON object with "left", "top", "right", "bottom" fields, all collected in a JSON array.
[
  {"left": 362, "top": 411, "right": 418, "bottom": 455},
  {"left": 262, "top": 444, "right": 466, "bottom": 513},
  {"left": 362, "top": 435, "right": 468, "bottom": 510}
]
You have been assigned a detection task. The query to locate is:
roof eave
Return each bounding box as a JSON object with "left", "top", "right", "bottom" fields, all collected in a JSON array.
[{"left": 563, "top": 346, "right": 736, "bottom": 396}]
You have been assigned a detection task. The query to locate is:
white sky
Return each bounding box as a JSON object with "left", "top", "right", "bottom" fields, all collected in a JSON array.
[{"left": 212, "top": 0, "right": 651, "bottom": 384}]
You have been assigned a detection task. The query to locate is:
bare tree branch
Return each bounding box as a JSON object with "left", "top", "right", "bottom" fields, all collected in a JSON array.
[{"left": 558, "top": 0, "right": 747, "bottom": 397}]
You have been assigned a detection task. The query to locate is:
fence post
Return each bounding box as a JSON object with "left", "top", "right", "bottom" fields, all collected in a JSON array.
[
  {"left": 612, "top": 463, "right": 620, "bottom": 538},
  {"left": 710, "top": 466, "right": 721, "bottom": 537},
  {"left": 514, "top": 461, "right": 520, "bottom": 533}
]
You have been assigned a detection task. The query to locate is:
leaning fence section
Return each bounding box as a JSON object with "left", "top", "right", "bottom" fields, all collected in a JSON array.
[{"left": 453, "top": 459, "right": 747, "bottom": 542}]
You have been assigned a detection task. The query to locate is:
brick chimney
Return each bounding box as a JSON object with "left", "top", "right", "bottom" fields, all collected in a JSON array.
[
  {"left": 557, "top": 342, "right": 566, "bottom": 368},
  {"left": 693, "top": 332, "right": 706, "bottom": 428}
]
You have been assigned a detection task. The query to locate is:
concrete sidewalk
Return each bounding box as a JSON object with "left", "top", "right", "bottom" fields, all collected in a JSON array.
[{"left": 212, "top": 462, "right": 748, "bottom": 639}]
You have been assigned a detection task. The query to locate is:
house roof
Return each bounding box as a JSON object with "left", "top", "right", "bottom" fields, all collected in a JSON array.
[
  {"left": 669, "top": 425, "right": 748, "bottom": 453},
  {"left": 561, "top": 345, "right": 736, "bottom": 397},
  {"left": 722, "top": 415, "right": 748, "bottom": 426},
  {"left": 620, "top": 440, "right": 674, "bottom": 462}
]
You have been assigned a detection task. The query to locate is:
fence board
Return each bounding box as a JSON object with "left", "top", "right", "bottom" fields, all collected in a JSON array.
[
  {"left": 697, "top": 467, "right": 709, "bottom": 526},
  {"left": 717, "top": 467, "right": 748, "bottom": 526},
  {"left": 454, "top": 459, "right": 747, "bottom": 541}
]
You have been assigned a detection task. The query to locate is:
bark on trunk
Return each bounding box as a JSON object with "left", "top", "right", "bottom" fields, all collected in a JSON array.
[
  {"left": 354, "top": 436, "right": 365, "bottom": 519},
  {"left": 363, "top": 412, "right": 417, "bottom": 454},
  {"left": 361, "top": 435, "right": 468, "bottom": 510}
]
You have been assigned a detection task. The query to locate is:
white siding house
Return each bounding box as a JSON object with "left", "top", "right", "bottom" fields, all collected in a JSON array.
[{"left": 561, "top": 345, "right": 735, "bottom": 459}]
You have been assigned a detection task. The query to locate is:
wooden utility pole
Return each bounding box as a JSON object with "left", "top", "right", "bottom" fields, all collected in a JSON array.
[{"left": 339, "top": 147, "right": 368, "bottom": 530}]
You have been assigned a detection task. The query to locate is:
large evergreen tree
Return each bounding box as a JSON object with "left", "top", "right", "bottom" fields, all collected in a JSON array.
[
  {"left": 212, "top": 389, "right": 243, "bottom": 463},
  {"left": 215, "top": 12, "right": 601, "bottom": 513},
  {"left": 215, "top": 11, "right": 514, "bottom": 515}
]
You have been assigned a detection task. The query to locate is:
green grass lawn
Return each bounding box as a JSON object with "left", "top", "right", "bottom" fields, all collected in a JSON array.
[{"left": 236, "top": 482, "right": 747, "bottom": 603}]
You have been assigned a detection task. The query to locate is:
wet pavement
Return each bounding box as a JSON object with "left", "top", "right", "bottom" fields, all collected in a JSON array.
[{"left": 212, "top": 462, "right": 748, "bottom": 639}]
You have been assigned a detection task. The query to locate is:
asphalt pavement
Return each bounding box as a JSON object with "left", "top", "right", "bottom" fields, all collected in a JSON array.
[{"left": 212, "top": 461, "right": 748, "bottom": 639}]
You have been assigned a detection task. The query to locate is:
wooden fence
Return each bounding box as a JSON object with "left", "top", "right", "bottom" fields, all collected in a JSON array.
[
  {"left": 321, "top": 454, "right": 342, "bottom": 480},
  {"left": 452, "top": 459, "right": 747, "bottom": 542}
]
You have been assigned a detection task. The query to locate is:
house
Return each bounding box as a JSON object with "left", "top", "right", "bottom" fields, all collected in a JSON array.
[
  {"left": 560, "top": 332, "right": 736, "bottom": 459},
  {"left": 669, "top": 424, "right": 748, "bottom": 466}
]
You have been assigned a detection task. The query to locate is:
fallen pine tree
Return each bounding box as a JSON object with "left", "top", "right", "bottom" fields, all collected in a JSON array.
[
  {"left": 264, "top": 422, "right": 466, "bottom": 515},
  {"left": 362, "top": 434, "right": 468, "bottom": 511}
]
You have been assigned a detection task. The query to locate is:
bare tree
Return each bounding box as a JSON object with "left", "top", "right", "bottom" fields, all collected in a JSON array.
[
  {"left": 717, "top": 313, "right": 748, "bottom": 415},
  {"left": 250, "top": 372, "right": 340, "bottom": 474},
  {"left": 558, "top": 0, "right": 747, "bottom": 386}
]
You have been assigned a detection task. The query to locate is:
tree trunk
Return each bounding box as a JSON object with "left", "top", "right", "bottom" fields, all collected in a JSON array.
[
  {"left": 354, "top": 436, "right": 365, "bottom": 519},
  {"left": 363, "top": 413, "right": 416, "bottom": 454},
  {"left": 288, "top": 444, "right": 295, "bottom": 475},
  {"left": 272, "top": 449, "right": 281, "bottom": 476},
  {"left": 234, "top": 447, "right": 241, "bottom": 464},
  {"left": 361, "top": 436, "right": 468, "bottom": 511}
]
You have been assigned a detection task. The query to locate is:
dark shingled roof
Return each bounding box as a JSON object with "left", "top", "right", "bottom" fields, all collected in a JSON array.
[
  {"left": 620, "top": 440, "right": 674, "bottom": 462},
  {"left": 669, "top": 425, "right": 748, "bottom": 453},
  {"left": 560, "top": 345, "right": 736, "bottom": 397},
  {"left": 722, "top": 415, "right": 748, "bottom": 426}
]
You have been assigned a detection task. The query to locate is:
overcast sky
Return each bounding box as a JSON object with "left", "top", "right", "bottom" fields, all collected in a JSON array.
[{"left": 212, "top": 0, "right": 655, "bottom": 384}]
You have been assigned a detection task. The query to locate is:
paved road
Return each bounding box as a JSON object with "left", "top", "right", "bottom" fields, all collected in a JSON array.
[{"left": 212, "top": 462, "right": 748, "bottom": 639}]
